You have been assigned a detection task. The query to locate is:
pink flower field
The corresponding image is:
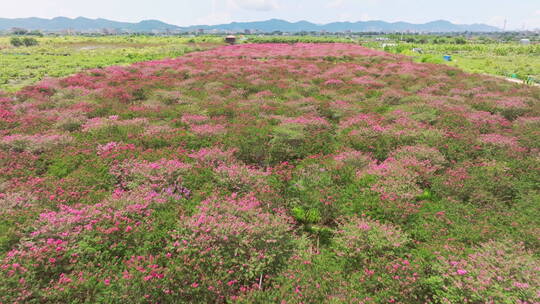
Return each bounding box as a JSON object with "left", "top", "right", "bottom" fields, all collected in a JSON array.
[{"left": 0, "top": 43, "right": 539, "bottom": 303}]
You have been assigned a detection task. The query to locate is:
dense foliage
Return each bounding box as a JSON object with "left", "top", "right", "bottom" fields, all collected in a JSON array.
[
  {"left": 0, "top": 43, "right": 539, "bottom": 303},
  {"left": 10, "top": 37, "right": 39, "bottom": 48}
]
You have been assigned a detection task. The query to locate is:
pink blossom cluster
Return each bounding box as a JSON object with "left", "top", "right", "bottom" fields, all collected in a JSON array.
[
  {"left": 82, "top": 116, "right": 148, "bottom": 132},
  {"left": 168, "top": 193, "right": 295, "bottom": 298},
  {"left": 282, "top": 116, "right": 330, "bottom": 127},
  {"left": 193, "top": 43, "right": 394, "bottom": 59},
  {"left": 479, "top": 133, "right": 520, "bottom": 148},
  {"left": 180, "top": 114, "right": 208, "bottom": 125},
  {"left": 435, "top": 240, "right": 540, "bottom": 303},
  {"left": 190, "top": 123, "right": 227, "bottom": 136},
  {"left": 97, "top": 141, "right": 136, "bottom": 157},
  {"left": 188, "top": 147, "right": 237, "bottom": 167},
  {"left": 111, "top": 158, "right": 192, "bottom": 191},
  {"left": 0, "top": 133, "right": 73, "bottom": 153}
]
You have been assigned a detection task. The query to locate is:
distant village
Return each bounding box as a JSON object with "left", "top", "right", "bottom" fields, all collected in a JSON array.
[{"left": 1, "top": 26, "right": 539, "bottom": 44}]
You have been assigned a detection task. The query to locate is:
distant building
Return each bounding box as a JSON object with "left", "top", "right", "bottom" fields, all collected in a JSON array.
[
  {"left": 101, "top": 28, "right": 118, "bottom": 35},
  {"left": 520, "top": 39, "right": 531, "bottom": 45},
  {"left": 225, "top": 35, "right": 236, "bottom": 45}
]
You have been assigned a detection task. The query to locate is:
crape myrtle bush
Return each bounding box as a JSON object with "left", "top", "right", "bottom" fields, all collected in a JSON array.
[
  {"left": 0, "top": 43, "right": 539, "bottom": 303},
  {"left": 428, "top": 240, "right": 540, "bottom": 304}
]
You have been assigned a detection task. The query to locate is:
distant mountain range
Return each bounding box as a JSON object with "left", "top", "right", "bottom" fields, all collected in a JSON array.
[
  {"left": 0, "top": 17, "right": 178, "bottom": 32},
  {"left": 186, "top": 19, "right": 499, "bottom": 33},
  {"left": 0, "top": 17, "right": 500, "bottom": 33}
]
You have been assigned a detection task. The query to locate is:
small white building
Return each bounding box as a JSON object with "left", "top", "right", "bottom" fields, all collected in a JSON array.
[
  {"left": 225, "top": 35, "right": 237, "bottom": 45},
  {"left": 520, "top": 39, "right": 531, "bottom": 45}
]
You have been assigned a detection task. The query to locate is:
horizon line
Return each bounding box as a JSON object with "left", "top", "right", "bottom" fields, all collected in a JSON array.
[{"left": 0, "top": 16, "right": 502, "bottom": 29}]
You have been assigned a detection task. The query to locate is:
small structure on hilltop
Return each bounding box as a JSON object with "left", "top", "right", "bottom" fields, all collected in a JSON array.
[{"left": 225, "top": 35, "right": 237, "bottom": 45}]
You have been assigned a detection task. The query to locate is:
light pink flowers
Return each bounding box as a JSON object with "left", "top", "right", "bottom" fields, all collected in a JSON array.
[{"left": 190, "top": 123, "right": 226, "bottom": 136}]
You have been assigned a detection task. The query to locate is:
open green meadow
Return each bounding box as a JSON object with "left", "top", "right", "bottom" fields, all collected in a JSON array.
[
  {"left": 0, "top": 36, "right": 223, "bottom": 92},
  {"left": 374, "top": 42, "right": 540, "bottom": 84}
]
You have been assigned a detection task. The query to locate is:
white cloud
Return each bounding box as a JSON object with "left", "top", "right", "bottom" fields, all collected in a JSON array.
[
  {"left": 359, "top": 13, "right": 373, "bottom": 21},
  {"left": 327, "top": 0, "right": 344, "bottom": 8},
  {"left": 195, "top": 0, "right": 232, "bottom": 25},
  {"left": 327, "top": 0, "right": 383, "bottom": 9},
  {"left": 535, "top": 10, "right": 540, "bottom": 15},
  {"left": 335, "top": 12, "right": 352, "bottom": 21},
  {"left": 232, "top": 0, "right": 278, "bottom": 11},
  {"left": 195, "top": 11, "right": 232, "bottom": 25},
  {"left": 195, "top": 0, "right": 278, "bottom": 25}
]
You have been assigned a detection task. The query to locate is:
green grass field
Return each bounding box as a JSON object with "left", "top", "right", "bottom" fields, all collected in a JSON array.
[
  {"left": 0, "top": 36, "right": 223, "bottom": 92},
  {"left": 372, "top": 42, "right": 540, "bottom": 84}
]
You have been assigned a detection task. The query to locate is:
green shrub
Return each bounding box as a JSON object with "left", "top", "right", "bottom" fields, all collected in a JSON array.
[
  {"left": 334, "top": 215, "right": 410, "bottom": 263},
  {"left": 287, "top": 162, "right": 340, "bottom": 224},
  {"left": 22, "top": 37, "right": 39, "bottom": 47},
  {"left": 10, "top": 37, "right": 23, "bottom": 47},
  {"left": 432, "top": 160, "right": 517, "bottom": 207},
  {"left": 430, "top": 240, "right": 540, "bottom": 304},
  {"left": 163, "top": 194, "right": 297, "bottom": 302}
]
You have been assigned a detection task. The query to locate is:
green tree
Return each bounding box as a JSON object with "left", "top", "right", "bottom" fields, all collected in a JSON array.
[
  {"left": 28, "top": 30, "right": 43, "bottom": 37},
  {"left": 10, "top": 27, "right": 28, "bottom": 35},
  {"left": 10, "top": 37, "right": 23, "bottom": 47},
  {"left": 22, "top": 37, "right": 39, "bottom": 47},
  {"left": 454, "top": 37, "right": 467, "bottom": 44}
]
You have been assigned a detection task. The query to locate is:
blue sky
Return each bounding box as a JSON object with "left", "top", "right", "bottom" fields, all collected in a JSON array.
[{"left": 2, "top": 0, "right": 540, "bottom": 30}]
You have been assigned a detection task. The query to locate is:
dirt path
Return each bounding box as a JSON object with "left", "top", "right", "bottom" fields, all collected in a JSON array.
[{"left": 488, "top": 74, "right": 540, "bottom": 87}]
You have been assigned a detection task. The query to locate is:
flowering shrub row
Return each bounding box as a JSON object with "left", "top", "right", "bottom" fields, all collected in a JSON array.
[{"left": 0, "top": 43, "right": 539, "bottom": 303}]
